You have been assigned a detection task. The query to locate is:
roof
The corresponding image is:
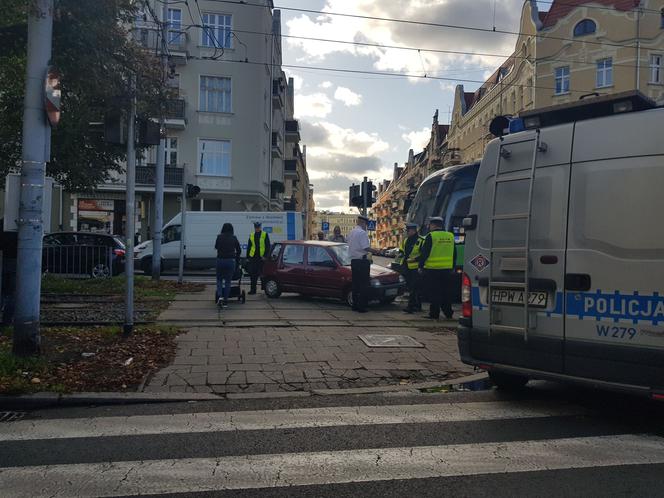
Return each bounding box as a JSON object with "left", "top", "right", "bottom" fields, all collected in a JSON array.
[
  {"left": 463, "top": 92, "right": 475, "bottom": 110},
  {"left": 287, "top": 240, "right": 346, "bottom": 247},
  {"left": 540, "top": 0, "right": 640, "bottom": 28}
]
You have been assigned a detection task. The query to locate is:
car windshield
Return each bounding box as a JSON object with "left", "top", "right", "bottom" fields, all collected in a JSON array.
[{"left": 330, "top": 244, "right": 352, "bottom": 266}]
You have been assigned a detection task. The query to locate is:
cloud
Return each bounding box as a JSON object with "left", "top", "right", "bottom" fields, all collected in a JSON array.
[
  {"left": 285, "top": 0, "right": 525, "bottom": 81},
  {"left": 334, "top": 86, "right": 363, "bottom": 106},
  {"left": 402, "top": 126, "right": 431, "bottom": 151},
  {"left": 301, "top": 121, "right": 388, "bottom": 159},
  {"left": 295, "top": 93, "right": 333, "bottom": 118},
  {"left": 319, "top": 81, "right": 333, "bottom": 89},
  {"left": 289, "top": 74, "right": 304, "bottom": 91}
]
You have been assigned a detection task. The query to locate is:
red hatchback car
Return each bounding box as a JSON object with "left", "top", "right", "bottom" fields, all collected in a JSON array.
[{"left": 262, "top": 241, "right": 406, "bottom": 306}]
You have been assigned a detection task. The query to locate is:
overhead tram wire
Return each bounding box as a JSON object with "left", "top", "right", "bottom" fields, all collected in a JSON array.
[
  {"left": 203, "top": 0, "right": 639, "bottom": 50},
  {"left": 186, "top": 54, "right": 606, "bottom": 97},
  {"left": 137, "top": 17, "right": 651, "bottom": 72}
]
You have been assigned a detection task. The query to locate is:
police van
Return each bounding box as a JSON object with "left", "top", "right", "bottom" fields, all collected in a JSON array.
[{"left": 458, "top": 91, "right": 664, "bottom": 398}]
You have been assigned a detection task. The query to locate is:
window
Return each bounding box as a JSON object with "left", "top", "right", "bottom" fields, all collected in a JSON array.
[
  {"left": 201, "top": 13, "right": 232, "bottom": 48},
  {"left": 596, "top": 58, "right": 613, "bottom": 88},
  {"left": 307, "top": 247, "right": 335, "bottom": 267},
  {"left": 199, "top": 139, "right": 231, "bottom": 176},
  {"left": 166, "top": 8, "right": 183, "bottom": 44},
  {"left": 574, "top": 19, "right": 596, "bottom": 37},
  {"left": 162, "top": 225, "right": 181, "bottom": 244},
  {"left": 650, "top": 54, "right": 662, "bottom": 84},
  {"left": 555, "top": 66, "right": 570, "bottom": 95},
  {"left": 165, "top": 137, "right": 178, "bottom": 166},
  {"left": 200, "top": 76, "right": 231, "bottom": 113},
  {"left": 282, "top": 245, "right": 304, "bottom": 265},
  {"left": 661, "top": 8, "right": 664, "bottom": 28},
  {"left": 270, "top": 243, "right": 282, "bottom": 261}
]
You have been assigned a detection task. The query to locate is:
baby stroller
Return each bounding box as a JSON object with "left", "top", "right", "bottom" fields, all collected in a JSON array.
[{"left": 215, "top": 263, "right": 246, "bottom": 307}]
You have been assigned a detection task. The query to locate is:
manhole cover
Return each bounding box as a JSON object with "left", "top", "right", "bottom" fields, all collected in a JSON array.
[
  {"left": 0, "top": 412, "right": 26, "bottom": 423},
  {"left": 358, "top": 334, "right": 424, "bottom": 348}
]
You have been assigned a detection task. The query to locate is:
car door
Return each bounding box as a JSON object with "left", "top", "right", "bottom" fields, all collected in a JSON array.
[
  {"left": 277, "top": 244, "right": 307, "bottom": 292},
  {"left": 564, "top": 113, "right": 664, "bottom": 387},
  {"left": 306, "top": 246, "right": 340, "bottom": 297}
]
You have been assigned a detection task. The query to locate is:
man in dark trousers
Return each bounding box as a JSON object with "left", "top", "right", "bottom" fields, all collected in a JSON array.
[
  {"left": 400, "top": 223, "right": 424, "bottom": 313},
  {"left": 419, "top": 217, "right": 456, "bottom": 320},
  {"left": 347, "top": 215, "right": 378, "bottom": 312},
  {"left": 246, "top": 221, "right": 270, "bottom": 295}
]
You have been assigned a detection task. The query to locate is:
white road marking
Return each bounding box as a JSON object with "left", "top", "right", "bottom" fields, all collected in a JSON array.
[
  {"left": 2, "top": 434, "right": 664, "bottom": 497},
  {"left": 0, "top": 401, "right": 584, "bottom": 441}
]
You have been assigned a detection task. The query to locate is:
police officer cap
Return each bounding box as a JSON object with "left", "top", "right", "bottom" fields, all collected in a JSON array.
[
  {"left": 429, "top": 217, "right": 444, "bottom": 225},
  {"left": 405, "top": 223, "right": 418, "bottom": 230},
  {"left": 253, "top": 221, "right": 262, "bottom": 227},
  {"left": 357, "top": 214, "right": 369, "bottom": 222}
]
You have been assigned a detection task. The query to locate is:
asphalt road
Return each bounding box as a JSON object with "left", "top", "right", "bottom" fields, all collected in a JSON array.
[{"left": 3, "top": 383, "right": 664, "bottom": 497}]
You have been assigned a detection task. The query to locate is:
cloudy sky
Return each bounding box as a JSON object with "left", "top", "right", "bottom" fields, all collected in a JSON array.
[{"left": 277, "top": 0, "right": 547, "bottom": 212}]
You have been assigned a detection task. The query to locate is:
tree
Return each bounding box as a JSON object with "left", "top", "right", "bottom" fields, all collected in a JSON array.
[{"left": 0, "top": 0, "right": 164, "bottom": 191}]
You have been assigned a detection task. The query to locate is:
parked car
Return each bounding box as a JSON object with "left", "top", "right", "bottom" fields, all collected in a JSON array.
[
  {"left": 42, "top": 232, "right": 126, "bottom": 278},
  {"left": 262, "top": 241, "right": 406, "bottom": 306}
]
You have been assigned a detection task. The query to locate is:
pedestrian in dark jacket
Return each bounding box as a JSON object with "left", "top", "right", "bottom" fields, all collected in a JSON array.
[{"left": 215, "top": 223, "right": 241, "bottom": 307}]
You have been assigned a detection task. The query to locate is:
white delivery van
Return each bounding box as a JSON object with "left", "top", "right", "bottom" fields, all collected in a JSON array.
[
  {"left": 458, "top": 91, "right": 664, "bottom": 398},
  {"left": 134, "top": 211, "right": 303, "bottom": 273}
]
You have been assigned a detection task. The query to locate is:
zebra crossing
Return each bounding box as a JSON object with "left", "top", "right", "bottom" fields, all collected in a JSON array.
[{"left": 1, "top": 393, "right": 663, "bottom": 497}]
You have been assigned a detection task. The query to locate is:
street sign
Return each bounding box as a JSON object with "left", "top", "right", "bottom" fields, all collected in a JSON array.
[
  {"left": 44, "top": 65, "right": 61, "bottom": 127},
  {"left": 321, "top": 221, "right": 330, "bottom": 232},
  {"left": 367, "top": 220, "right": 376, "bottom": 231}
]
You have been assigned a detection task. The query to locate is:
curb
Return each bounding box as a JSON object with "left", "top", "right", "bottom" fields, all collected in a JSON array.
[{"left": 0, "top": 372, "right": 488, "bottom": 409}]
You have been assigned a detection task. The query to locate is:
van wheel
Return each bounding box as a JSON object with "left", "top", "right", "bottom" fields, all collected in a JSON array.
[
  {"left": 264, "top": 279, "right": 281, "bottom": 298},
  {"left": 489, "top": 371, "right": 529, "bottom": 391},
  {"left": 141, "top": 257, "right": 153, "bottom": 276}
]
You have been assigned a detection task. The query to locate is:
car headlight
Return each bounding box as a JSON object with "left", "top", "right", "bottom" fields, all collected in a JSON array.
[
  {"left": 398, "top": 275, "right": 406, "bottom": 283},
  {"left": 370, "top": 278, "right": 381, "bottom": 287}
]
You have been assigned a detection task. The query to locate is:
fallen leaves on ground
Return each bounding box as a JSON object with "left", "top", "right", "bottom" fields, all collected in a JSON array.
[{"left": 0, "top": 325, "right": 180, "bottom": 395}]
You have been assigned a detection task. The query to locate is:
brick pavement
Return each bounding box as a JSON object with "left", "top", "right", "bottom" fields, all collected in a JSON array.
[{"left": 144, "top": 286, "right": 474, "bottom": 395}]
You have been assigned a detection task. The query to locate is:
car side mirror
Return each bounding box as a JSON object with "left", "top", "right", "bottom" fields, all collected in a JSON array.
[{"left": 462, "top": 215, "right": 477, "bottom": 230}]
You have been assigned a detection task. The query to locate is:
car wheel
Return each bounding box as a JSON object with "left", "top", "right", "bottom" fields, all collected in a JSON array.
[
  {"left": 489, "top": 371, "right": 529, "bottom": 391},
  {"left": 91, "top": 263, "right": 111, "bottom": 279},
  {"left": 345, "top": 289, "right": 353, "bottom": 307},
  {"left": 264, "top": 279, "right": 281, "bottom": 298}
]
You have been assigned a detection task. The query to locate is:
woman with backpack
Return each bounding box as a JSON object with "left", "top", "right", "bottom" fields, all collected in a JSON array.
[{"left": 214, "top": 223, "right": 241, "bottom": 307}]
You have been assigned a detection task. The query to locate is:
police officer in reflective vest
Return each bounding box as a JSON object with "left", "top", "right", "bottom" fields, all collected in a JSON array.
[
  {"left": 419, "top": 217, "right": 455, "bottom": 320},
  {"left": 247, "top": 221, "right": 270, "bottom": 295},
  {"left": 400, "top": 223, "right": 424, "bottom": 314}
]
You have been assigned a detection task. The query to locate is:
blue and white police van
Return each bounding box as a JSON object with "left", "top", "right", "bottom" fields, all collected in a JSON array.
[{"left": 458, "top": 91, "right": 664, "bottom": 398}]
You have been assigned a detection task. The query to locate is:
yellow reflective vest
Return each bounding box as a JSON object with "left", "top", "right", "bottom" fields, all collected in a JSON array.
[
  {"left": 423, "top": 230, "right": 454, "bottom": 270},
  {"left": 248, "top": 231, "right": 267, "bottom": 258},
  {"left": 400, "top": 236, "right": 424, "bottom": 270}
]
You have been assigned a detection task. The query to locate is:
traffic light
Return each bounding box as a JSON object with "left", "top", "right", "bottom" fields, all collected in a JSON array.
[
  {"left": 137, "top": 118, "right": 161, "bottom": 146},
  {"left": 365, "top": 181, "right": 375, "bottom": 208},
  {"left": 349, "top": 184, "right": 362, "bottom": 208},
  {"left": 103, "top": 110, "right": 126, "bottom": 144},
  {"left": 186, "top": 184, "right": 201, "bottom": 198}
]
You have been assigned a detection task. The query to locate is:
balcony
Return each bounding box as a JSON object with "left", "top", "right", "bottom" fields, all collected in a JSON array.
[
  {"left": 164, "top": 98, "right": 186, "bottom": 129},
  {"left": 136, "top": 165, "right": 183, "bottom": 187},
  {"left": 284, "top": 159, "right": 298, "bottom": 178},
  {"left": 285, "top": 120, "right": 300, "bottom": 142},
  {"left": 271, "top": 132, "right": 283, "bottom": 158},
  {"left": 284, "top": 197, "right": 297, "bottom": 211},
  {"left": 132, "top": 27, "right": 188, "bottom": 64},
  {"left": 272, "top": 79, "right": 284, "bottom": 109}
]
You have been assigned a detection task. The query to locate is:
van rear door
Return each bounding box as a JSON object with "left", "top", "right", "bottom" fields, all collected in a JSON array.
[
  {"left": 470, "top": 125, "right": 572, "bottom": 373},
  {"left": 564, "top": 110, "right": 664, "bottom": 388}
]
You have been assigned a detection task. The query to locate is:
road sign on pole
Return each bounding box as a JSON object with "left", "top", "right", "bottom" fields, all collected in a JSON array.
[
  {"left": 367, "top": 220, "right": 376, "bottom": 231},
  {"left": 44, "top": 65, "right": 61, "bottom": 127},
  {"left": 321, "top": 221, "right": 330, "bottom": 232}
]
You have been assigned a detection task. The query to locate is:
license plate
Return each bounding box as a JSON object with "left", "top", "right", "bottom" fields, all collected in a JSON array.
[
  {"left": 385, "top": 288, "right": 398, "bottom": 296},
  {"left": 491, "top": 288, "right": 548, "bottom": 308}
]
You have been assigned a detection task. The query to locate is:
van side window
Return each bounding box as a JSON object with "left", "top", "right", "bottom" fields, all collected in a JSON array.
[
  {"left": 162, "top": 225, "right": 181, "bottom": 244},
  {"left": 569, "top": 159, "right": 664, "bottom": 258},
  {"left": 282, "top": 245, "right": 304, "bottom": 265}
]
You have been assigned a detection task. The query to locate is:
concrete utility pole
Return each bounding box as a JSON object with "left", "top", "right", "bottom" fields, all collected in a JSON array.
[
  {"left": 124, "top": 77, "right": 137, "bottom": 337},
  {"left": 13, "top": 0, "right": 53, "bottom": 356},
  {"left": 152, "top": 0, "right": 168, "bottom": 280}
]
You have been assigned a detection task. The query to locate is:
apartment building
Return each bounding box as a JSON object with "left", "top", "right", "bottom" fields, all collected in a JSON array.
[
  {"left": 311, "top": 212, "right": 359, "bottom": 240},
  {"left": 67, "top": 0, "right": 309, "bottom": 239},
  {"left": 445, "top": 0, "right": 664, "bottom": 166}
]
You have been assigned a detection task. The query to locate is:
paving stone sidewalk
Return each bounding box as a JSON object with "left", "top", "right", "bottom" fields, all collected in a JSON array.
[{"left": 144, "top": 285, "right": 474, "bottom": 395}]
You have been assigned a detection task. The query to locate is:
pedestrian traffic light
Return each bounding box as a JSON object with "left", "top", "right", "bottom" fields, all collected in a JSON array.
[
  {"left": 186, "top": 184, "right": 201, "bottom": 198},
  {"left": 349, "top": 184, "right": 362, "bottom": 208}
]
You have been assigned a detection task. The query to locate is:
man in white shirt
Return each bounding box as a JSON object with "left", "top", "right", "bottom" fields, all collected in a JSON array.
[{"left": 347, "top": 215, "right": 378, "bottom": 312}]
